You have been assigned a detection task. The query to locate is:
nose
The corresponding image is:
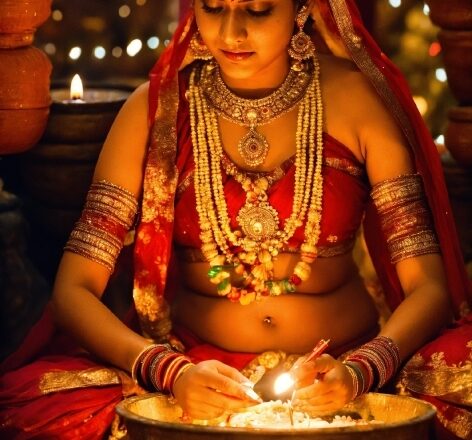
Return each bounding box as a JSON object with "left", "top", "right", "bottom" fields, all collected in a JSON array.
[{"left": 219, "top": 10, "right": 247, "bottom": 48}]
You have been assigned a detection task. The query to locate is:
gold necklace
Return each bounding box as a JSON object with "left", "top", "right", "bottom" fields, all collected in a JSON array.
[
  {"left": 189, "top": 58, "right": 324, "bottom": 305},
  {"left": 201, "top": 62, "right": 312, "bottom": 168}
]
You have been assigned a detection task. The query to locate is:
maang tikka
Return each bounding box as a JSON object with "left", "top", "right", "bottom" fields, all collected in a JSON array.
[
  {"left": 289, "top": 4, "right": 316, "bottom": 62},
  {"left": 190, "top": 31, "right": 213, "bottom": 60}
]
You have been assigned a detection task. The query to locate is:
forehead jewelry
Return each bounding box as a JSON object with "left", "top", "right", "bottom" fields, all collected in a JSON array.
[{"left": 200, "top": 62, "right": 313, "bottom": 168}]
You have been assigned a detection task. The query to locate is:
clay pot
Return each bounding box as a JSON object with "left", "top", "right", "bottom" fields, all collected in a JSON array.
[
  {"left": 438, "top": 30, "right": 472, "bottom": 104},
  {"left": 0, "top": 0, "right": 52, "bottom": 48},
  {"left": 0, "top": 46, "right": 51, "bottom": 154},
  {"left": 0, "top": 46, "right": 51, "bottom": 109},
  {"left": 445, "top": 106, "right": 472, "bottom": 166},
  {"left": 427, "top": 0, "right": 472, "bottom": 30},
  {"left": 0, "top": 108, "right": 50, "bottom": 155}
]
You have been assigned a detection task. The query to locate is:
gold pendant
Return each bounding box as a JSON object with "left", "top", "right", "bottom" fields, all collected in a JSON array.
[
  {"left": 237, "top": 127, "right": 269, "bottom": 168},
  {"left": 237, "top": 203, "right": 279, "bottom": 242}
]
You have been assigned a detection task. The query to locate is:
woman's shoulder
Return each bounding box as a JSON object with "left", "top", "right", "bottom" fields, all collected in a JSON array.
[{"left": 318, "top": 53, "right": 409, "bottom": 168}]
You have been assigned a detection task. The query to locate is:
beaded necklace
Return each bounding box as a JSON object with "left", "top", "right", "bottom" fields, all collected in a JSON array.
[{"left": 188, "top": 57, "right": 324, "bottom": 305}]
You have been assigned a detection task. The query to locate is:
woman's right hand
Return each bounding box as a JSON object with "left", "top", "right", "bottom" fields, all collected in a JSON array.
[{"left": 172, "top": 360, "right": 262, "bottom": 420}]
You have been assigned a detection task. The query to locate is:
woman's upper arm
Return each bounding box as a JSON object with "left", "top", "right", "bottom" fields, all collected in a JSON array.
[
  {"left": 347, "top": 73, "right": 414, "bottom": 185},
  {"left": 93, "top": 81, "right": 150, "bottom": 198}
]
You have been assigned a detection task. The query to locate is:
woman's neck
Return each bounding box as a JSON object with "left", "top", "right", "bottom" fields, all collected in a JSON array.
[{"left": 219, "top": 55, "right": 292, "bottom": 99}]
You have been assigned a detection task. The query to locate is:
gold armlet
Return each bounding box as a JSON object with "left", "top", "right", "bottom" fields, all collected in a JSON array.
[
  {"left": 371, "top": 174, "right": 440, "bottom": 264},
  {"left": 64, "top": 180, "right": 139, "bottom": 272}
]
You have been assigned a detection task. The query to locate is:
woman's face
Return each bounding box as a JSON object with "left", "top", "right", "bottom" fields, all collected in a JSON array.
[{"left": 194, "top": 0, "right": 298, "bottom": 88}]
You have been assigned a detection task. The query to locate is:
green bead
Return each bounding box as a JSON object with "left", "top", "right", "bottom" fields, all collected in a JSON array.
[
  {"left": 284, "top": 279, "right": 296, "bottom": 293},
  {"left": 217, "top": 278, "right": 230, "bottom": 291},
  {"left": 208, "top": 266, "right": 223, "bottom": 278}
]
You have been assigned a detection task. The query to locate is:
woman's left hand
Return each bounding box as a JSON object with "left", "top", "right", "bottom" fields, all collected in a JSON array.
[{"left": 291, "top": 354, "right": 354, "bottom": 413}]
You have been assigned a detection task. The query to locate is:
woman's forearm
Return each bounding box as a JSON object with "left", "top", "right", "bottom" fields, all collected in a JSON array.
[
  {"left": 51, "top": 285, "right": 149, "bottom": 372},
  {"left": 379, "top": 280, "right": 452, "bottom": 361}
]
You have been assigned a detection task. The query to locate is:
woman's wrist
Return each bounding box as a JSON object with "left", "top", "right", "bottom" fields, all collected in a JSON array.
[
  {"left": 343, "top": 336, "right": 400, "bottom": 397},
  {"left": 131, "top": 343, "right": 195, "bottom": 394}
]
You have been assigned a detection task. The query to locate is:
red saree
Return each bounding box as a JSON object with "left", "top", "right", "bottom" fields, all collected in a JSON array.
[{"left": 1, "top": 1, "right": 471, "bottom": 439}]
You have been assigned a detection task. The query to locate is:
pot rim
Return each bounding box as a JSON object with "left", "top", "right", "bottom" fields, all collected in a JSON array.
[{"left": 116, "top": 392, "right": 436, "bottom": 436}]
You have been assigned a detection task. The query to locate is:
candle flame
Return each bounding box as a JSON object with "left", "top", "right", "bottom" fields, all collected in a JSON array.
[
  {"left": 273, "top": 372, "right": 295, "bottom": 395},
  {"left": 70, "top": 74, "right": 84, "bottom": 100}
]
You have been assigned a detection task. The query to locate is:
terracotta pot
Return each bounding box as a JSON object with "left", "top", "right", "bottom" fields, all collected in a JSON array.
[
  {"left": 0, "top": 0, "right": 52, "bottom": 49},
  {"left": 438, "top": 30, "right": 472, "bottom": 104},
  {"left": 445, "top": 106, "right": 472, "bottom": 166},
  {"left": 0, "top": 107, "right": 49, "bottom": 154},
  {"left": 21, "top": 143, "right": 102, "bottom": 208},
  {"left": 0, "top": 46, "right": 52, "bottom": 109},
  {"left": 427, "top": 0, "right": 472, "bottom": 30}
]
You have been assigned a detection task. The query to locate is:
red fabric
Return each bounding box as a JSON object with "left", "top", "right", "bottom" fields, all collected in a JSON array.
[{"left": 0, "top": 355, "right": 122, "bottom": 440}]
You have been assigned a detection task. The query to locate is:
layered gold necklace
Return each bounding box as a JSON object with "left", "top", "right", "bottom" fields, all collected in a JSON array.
[
  {"left": 188, "top": 58, "right": 324, "bottom": 305},
  {"left": 200, "top": 62, "right": 312, "bottom": 168}
]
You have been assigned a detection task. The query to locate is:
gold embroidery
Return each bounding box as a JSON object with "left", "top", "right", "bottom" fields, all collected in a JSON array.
[
  {"left": 39, "top": 368, "right": 120, "bottom": 395},
  {"left": 133, "top": 284, "right": 172, "bottom": 341},
  {"left": 437, "top": 407, "right": 472, "bottom": 440},
  {"left": 325, "top": 157, "right": 364, "bottom": 177},
  {"left": 402, "top": 365, "right": 472, "bottom": 405}
]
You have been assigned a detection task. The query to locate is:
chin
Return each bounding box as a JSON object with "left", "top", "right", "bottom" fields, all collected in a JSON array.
[{"left": 215, "top": 57, "right": 266, "bottom": 81}]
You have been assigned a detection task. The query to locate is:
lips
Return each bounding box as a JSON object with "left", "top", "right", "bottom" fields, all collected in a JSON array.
[{"left": 221, "top": 50, "right": 254, "bottom": 61}]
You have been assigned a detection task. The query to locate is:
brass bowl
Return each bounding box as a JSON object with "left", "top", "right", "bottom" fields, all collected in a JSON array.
[{"left": 116, "top": 393, "right": 436, "bottom": 440}]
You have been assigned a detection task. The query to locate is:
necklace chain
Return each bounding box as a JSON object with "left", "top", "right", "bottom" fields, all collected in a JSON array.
[
  {"left": 188, "top": 58, "right": 325, "bottom": 305},
  {"left": 201, "top": 62, "right": 313, "bottom": 168}
]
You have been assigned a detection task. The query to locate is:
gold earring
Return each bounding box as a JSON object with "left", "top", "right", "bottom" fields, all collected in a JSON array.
[
  {"left": 289, "top": 5, "right": 316, "bottom": 62},
  {"left": 190, "top": 31, "right": 213, "bottom": 60}
]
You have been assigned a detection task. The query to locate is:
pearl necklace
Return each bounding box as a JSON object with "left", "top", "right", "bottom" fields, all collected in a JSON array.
[{"left": 188, "top": 58, "right": 324, "bottom": 305}]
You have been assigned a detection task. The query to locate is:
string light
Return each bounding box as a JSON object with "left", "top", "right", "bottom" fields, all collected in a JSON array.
[
  {"left": 127, "top": 39, "right": 143, "bottom": 56},
  {"left": 44, "top": 43, "right": 56, "bottom": 55},
  {"left": 136, "top": 0, "right": 147, "bottom": 5},
  {"left": 94, "top": 46, "right": 106, "bottom": 59},
  {"left": 413, "top": 96, "right": 428, "bottom": 116},
  {"left": 429, "top": 42, "right": 441, "bottom": 57},
  {"left": 52, "top": 10, "right": 63, "bottom": 21},
  {"left": 435, "top": 68, "right": 448, "bottom": 83},
  {"left": 423, "top": 4, "right": 430, "bottom": 15},
  {"left": 147, "top": 36, "right": 160, "bottom": 49},
  {"left": 388, "top": 0, "right": 402, "bottom": 8},
  {"left": 119, "top": 5, "right": 131, "bottom": 18},
  {"left": 69, "top": 47, "right": 82, "bottom": 60},
  {"left": 112, "top": 46, "right": 123, "bottom": 58}
]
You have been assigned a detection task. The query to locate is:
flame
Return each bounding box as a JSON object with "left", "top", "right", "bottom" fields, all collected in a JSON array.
[
  {"left": 70, "top": 74, "right": 84, "bottom": 100},
  {"left": 273, "top": 372, "right": 295, "bottom": 395}
]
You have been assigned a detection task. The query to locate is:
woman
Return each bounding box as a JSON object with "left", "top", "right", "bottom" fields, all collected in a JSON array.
[{"left": 1, "top": 0, "right": 471, "bottom": 439}]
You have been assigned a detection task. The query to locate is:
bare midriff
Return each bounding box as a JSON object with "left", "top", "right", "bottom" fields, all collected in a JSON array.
[{"left": 172, "top": 252, "right": 379, "bottom": 355}]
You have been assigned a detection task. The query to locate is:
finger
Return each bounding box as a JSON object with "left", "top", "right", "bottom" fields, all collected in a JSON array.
[
  {"left": 297, "top": 390, "right": 340, "bottom": 406},
  {"left": 294, "top": 380, "right": 334, "bottom": 400},
  {"left": 202, "top": 372, "right": 261, "bottom": 403},
  {"left": 292, "top": 355, "right": 336, "bottom": 383},
  {"left": 215, "top": 362, "right": 255, "bottom": 387}
]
